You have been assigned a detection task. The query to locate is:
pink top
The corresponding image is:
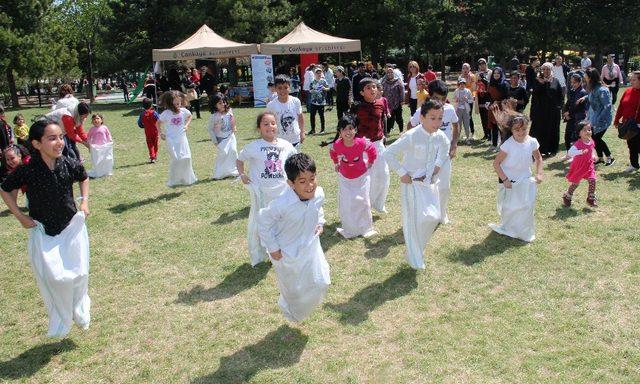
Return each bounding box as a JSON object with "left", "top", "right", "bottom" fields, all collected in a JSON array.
[
  {"left": 329, "top": 137, "right": 377, "bottom": 179},
  {"left": 566, "top": 139, "right": 596, "bottom": 183},
  {"left": 87, "top": 124, "right": 113, "bottom": 146}
]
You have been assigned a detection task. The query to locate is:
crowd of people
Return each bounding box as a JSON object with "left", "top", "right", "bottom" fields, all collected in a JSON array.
[{"left": 2, "top": 51, "right": 640, "bottom": 335}]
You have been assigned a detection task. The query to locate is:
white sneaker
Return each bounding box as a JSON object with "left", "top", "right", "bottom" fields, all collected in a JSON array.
[{"left": 623, "top": 166, "right": 638, "bottom": 173}]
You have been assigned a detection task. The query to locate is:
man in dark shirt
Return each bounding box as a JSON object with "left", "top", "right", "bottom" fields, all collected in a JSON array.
[
  {"left": 507, "top": 72, "right": 529, "bottom": 113},
  {"left": 334, "top": 66, "right": 352, "bottom": 121},
  {"left": 200, "top": 65, "right": 218, "bottom": 113},
  {"left": 351, "top": 62, "right": 369, "bottom": 103}
]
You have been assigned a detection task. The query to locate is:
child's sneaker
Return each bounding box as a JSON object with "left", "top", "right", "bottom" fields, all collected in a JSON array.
[
  {"left": 586, "top": 195, "right": 598, "bottom": 207},
  {"left": 562, "top": 193, "right": 572, "bottom": 207},
  {"left": 605, "top": 157, "right": 615, "bottom": 166}
]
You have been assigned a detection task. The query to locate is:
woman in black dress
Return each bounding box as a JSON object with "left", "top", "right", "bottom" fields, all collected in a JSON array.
[{"left": 530, "top": 62, "right": 564, "bottom": 156}]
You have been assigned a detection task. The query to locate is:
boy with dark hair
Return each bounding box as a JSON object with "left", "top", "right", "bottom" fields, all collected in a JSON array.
[
  {"left": 407, "top": 79, "right": 459, "bottom": 224},
  {"left": 266, "top": 75, "right": 305, "bottom": 148},
  {"left": 137, "top": 98, "right": 160, "bottom": 163},
  {"left": 258, "top": 153, "right": 330, "bottom": 323},
  {"left": 350, "top": 77, "right": 389, "bottom": 213}
]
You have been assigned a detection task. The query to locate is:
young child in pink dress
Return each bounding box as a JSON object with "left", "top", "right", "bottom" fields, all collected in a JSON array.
[
  {"left": 563, "top": 120, "right": 598, "bottom": 207},
  {"left": 329, "top": 114, "right": 378, "bottom": 238},
  {"left": 86, "top": 114, "right": 114, "bottom": 178}
]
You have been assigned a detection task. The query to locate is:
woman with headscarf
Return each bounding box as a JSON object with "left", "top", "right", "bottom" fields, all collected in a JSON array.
[
  {"left": 530, "top": 62, "right": 564, "bottom": 156},
  {"left": 486, "top": 66, "right": 509, "bottom": 151}
]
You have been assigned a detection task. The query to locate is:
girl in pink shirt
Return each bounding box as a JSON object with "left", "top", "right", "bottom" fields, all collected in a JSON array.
[
  {"left": 563, "top": 120, "right": 598, "bottom": 208},
  {"left": 329, "top": 114, "right": 378, "bottom": 238},
  {"left": 86, "top": 113, "right": 114, "bottom": 178},
  {"left": 87, "top": 114, "right": 112, "bottom": 146}
]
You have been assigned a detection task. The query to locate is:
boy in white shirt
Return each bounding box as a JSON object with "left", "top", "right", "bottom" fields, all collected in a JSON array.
[
  {"left": 385, "top": 100, "right": 450, "bottom": 269},
  {"left": 407, "top": 80, "right": 459, "bottom": 224},
  {"left": 258, "top": 153, "right": 330, "bottom": 322},
  {"left": 266, "top": 75, "right": 306, "bottom": 149}
]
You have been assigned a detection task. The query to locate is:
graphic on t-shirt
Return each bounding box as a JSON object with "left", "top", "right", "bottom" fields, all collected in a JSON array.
[
  {"left": 261, "top": 147, "right": 284, "bottom": 179},
  {"left": 171, "top": 116, "right": 182, "bottom": 125},
  {"left": 280, "top": 114, "right": 296, "bottom": 134}
]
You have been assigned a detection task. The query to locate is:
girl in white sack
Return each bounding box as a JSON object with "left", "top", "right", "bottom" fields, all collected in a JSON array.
[
  {"left": 0, "top": 120, "right": 91, "bottom": 338},
  {"left": 158, "top": 91, "right": 197, "bottom": 187},
  {"left": 207, "top": 92, "right": 239, "bottom": 179},
  {"left": 490, "top": 108, "right": 543, "bottom": 242},
  {"left": 237, "top": 111, "right": 297, "bottom": 266}
]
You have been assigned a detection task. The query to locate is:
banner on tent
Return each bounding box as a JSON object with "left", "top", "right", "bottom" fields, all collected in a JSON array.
[{"left": 251, "top": 55, "right": 274, "bottom": 108}]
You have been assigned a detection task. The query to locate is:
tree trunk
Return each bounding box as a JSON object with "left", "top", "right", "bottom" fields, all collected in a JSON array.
[
  {"left": 440, "top": 54, "right": 447, "bottom": 81},
  {"left": 6, "top": 66, "right": 20, "bottom": 108},
  {"left": 87, "top": 41, "right": 95, "bottom": 102}
]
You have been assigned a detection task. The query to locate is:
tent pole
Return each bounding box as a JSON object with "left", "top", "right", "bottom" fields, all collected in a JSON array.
[
  {"left": 339, "top": 52, "right": 341, "bottom": 66},
  {"left": 360, "top": 51, "right": 362, "bottom": 61}
]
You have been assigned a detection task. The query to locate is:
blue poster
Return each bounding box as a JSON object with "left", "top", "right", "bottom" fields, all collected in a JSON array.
[{"left": 251, "top": 55, "right": 274, "bottom": 107}]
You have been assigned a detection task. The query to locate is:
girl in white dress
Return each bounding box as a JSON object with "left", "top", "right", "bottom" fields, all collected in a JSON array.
[
  {"left": 237, "top": 112, "right": 297, "bottom": 266},
  {"left": 158, "top": 91, "right": 197, "bottom": 187},
  {"left": 207, "top": 93, "right": 239, "bottom": 179}
]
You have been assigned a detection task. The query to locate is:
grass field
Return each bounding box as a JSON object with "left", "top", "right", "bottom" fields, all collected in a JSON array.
[{"left": 1, "top": 96, "right": 640, "bottom": 383}]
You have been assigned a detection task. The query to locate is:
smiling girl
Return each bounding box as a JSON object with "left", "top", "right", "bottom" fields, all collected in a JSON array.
[{"left": 0, "top": 120, "right": 91, "bottom": 337}]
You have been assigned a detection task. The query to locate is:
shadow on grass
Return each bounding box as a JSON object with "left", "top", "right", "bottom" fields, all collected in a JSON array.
[
  {"left": 117, "top": 162, "right": 149, "bottom": 170},
  {"left": 0, "top": 206, "right": 28, "bottom": 217},
  {"left": 108, "top": 191, "right": 183, "bottom": 214},
  {"left": 447, "top": 231, "right": 526, "bottom": 265},
  {"left": 364, "top": 227, "right": 403, "bottom": 259},
  {"left": 325, "top": 267, "right": 417, "bottom": 325},
  {"left": 191, "top": 325, "right": 307, "bottom": 384},
  {"left": 175, "top": 263, "right": 270, "bottom": 304},
  {"left": 0, "top": 339, "right": 77, "bottom": 379},
  {"left": 212, "top": 206, "right": 250, "bottom": 225},
  {"left": 545, "top": 159, "right": 567, "bottom": 171},
  {"left": 601, "top": 171, "right": 640, "bottom": 190},
  {"left": 319, "top": 222, "right": 344, "bottom": 252},
  {"left": 461, "top": 149, "right": 495, "bottom": 160}
]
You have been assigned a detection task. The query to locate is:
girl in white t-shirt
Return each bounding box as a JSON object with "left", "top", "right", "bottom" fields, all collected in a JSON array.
[
  {"left": 490, "top": 113, "right": 543, "bottom": 242},
  {"left": 158, "top": 91, "right": 197, "bottom": 187},
  {"left": 207, "top": 93, "right": 239, "bottom": 179},
  {"left": 236, "top": 111, "right": 297, "bottom": 266}
]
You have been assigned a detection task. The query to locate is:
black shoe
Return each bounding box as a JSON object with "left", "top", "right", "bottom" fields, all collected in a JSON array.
[
  {"left": 605, "top": 157, "right": 615, "bottom": 166},
  {"left": 308, "top": 130, "right": 316, "bottom": 135},
  {"left": 594, "top": 158, "right": 604, "bottom": 165}
]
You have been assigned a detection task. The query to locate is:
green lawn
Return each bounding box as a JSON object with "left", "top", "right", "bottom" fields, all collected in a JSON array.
[{"left": 1, "top": 97, "right": 639, "bottom": 383}]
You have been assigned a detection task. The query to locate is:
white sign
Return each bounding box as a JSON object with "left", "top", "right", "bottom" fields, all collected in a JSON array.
[{"left": 251, "top": 55, "right": 274, "bottom": 108}]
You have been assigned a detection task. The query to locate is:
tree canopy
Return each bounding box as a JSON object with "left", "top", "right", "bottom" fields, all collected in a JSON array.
[{"left": 2, "top": 0, "right": 639, "bottom": 106}]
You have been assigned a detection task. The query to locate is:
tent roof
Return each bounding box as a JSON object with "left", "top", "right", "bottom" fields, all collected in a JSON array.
[
  {"left": 260, "top": 22, "right": 361, "bottom": 55},
  {"left": 152, "top": 24, "right": 258, "bottom": 61}
]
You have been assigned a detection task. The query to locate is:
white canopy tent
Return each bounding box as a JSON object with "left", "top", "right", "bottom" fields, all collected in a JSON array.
[
  {"left": 260, "top": 22, "right": 361, "bottom": 56},
  {"left": 152, "top": 24, "right": 258, "bottom": 61}
]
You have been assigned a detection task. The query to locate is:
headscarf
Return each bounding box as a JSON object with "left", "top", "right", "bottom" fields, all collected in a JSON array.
[{"left": 489, "top": 66, "right": 506, "bottom": 87}]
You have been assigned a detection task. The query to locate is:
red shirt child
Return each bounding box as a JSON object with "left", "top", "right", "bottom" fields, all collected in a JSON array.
[{"left": 138, "top": 100, "right": 160, "bottom": 162}]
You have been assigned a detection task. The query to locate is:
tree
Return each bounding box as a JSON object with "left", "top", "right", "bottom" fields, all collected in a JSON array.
[
  {"left": 54, "top": 0, "right": 117, "bottom": 102},
  {"left": 0, "top": 0, "right": 77, "bottom": 107}
]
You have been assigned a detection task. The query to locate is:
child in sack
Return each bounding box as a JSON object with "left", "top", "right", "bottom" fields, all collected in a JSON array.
[
  {"left": 0, "top": 120, "right": 91, "bottom": 338},
  {"left": 207, "top": 93, "right": 239, "bottom": 179},
  {"left": 237, "top": 111, "right": 297, "bottom": 266},
  {"left": 490, "top": 113, "right": 543, "bottom": 242},
  {"left": 258, "top": 153, "right": 330, "bottom": 323},
  {"left": 329, "top": 114, "right": 378, "bottom": 238},
  {"left": 384, "top": 100, "right": 449, "bottom": 270}
]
